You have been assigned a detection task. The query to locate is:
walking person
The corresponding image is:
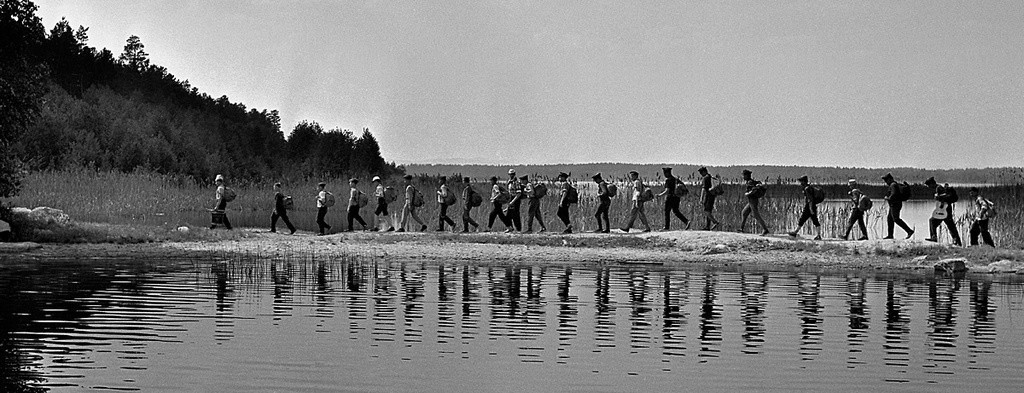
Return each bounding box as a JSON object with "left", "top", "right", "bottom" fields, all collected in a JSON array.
[
  {"left": 523, "top": 175, "right": 547, "bottom": 233},
  {"left": 657, "top": 167, "right": 690, "bottom": 231},
  {"left": 346, "top": 178, "right": 368, "bottom": 232},
  {"left": 969, "top": 187, "right": 995, "bottom": 247},
  {"left": 372, "top": 176, "right": 395, "bottom": 232},
  {"left": 882, "top": 172, "right": 915, "bottom": 239},
  {"left": 620, "top": 170, "right": 652, "bottom": 233},
  {"left": 210, "top": 174, "right": 233, "bottom": 230},
  {"left": 398, "top": 174, "right": 427, "bottom": 232},
  {"left": 593, "top": 173, "right": 611, "bottom": 233},
  {"left": 698, "top": 167, "right": 721, "bottom": 230},
  {"left": 739, "top": 169, "right": 769, "bottom": 235},
  {"left": 505, "top": 169, "right": 524, "bottom": 232},
  {"left": 436, "top": 176, "right": 457, "bottom": 231},
  {"left": 270, "top": 182, "right": 296, "bottom": 234},
  {"left": 788, "top": 175, "right": 822, "bottom": 240},
  {"left": 841, "top": 188, "right": 871, "bottom": 241},
  {"left": 556, "top": 172, "right": 576, "bottom": 234},
  {"left": 315, "top": 182, "right": 333, "bottom": 235},
  {"left": 461, "top": 177, "right": 480, "bottom": 232},
  {"left": 487, "top": 176, "right": 512, "bottom": 232},
  {"left": 924, "top": 177, "right": 962, "bottom": 246}
]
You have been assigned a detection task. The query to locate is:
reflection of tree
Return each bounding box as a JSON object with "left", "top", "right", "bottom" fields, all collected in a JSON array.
[
  {"left": 846, "top": 277, "right": 869, "bottom": 368},
  {"left": 739, "top": 273, "right": 768, "bottom": 355},
  {"left": 699, "top": 273, "right": 721, "bottom": 360}
]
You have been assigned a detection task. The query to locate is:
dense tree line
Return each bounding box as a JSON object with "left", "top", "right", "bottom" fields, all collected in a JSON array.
[{"left": 0, "top": 0, "right": 402, "bottom": 197}]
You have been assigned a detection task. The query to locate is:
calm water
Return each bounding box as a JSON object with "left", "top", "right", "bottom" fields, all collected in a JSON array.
[{"left": 3, "top": 257, "right": 1024, "bottom": 392}]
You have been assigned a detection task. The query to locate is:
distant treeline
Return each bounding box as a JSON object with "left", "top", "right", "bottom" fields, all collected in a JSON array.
[
  {"left": 0, "top": 2, "right": 402, "bottom": 199},
  {"left": 406, "top": 163, "right": 1024, "bottom": 186}
]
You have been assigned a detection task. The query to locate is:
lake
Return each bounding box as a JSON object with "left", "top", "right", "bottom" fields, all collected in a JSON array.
[{"left": 3, "top": 256, "right": 1023, "bottom": 392}]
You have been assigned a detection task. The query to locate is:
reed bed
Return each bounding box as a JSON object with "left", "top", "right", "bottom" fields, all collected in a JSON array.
[{"left": 9, "top": 169, "right": 1024, "bottom": 249}]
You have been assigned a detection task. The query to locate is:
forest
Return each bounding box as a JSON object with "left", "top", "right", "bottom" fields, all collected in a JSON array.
[{"left": 0, "top": 0, "right": 402, "bottom": 198}]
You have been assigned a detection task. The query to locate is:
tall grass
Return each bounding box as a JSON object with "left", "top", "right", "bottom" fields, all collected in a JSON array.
[{"left": 8, "top": 169, "right": 1024, "bottom": 249}]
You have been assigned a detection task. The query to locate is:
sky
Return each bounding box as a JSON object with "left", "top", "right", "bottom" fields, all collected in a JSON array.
[{"left": 34, "top": 0, "right": 1024, "bottom": 169}]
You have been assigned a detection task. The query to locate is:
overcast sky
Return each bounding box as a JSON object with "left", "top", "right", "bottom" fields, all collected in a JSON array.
[{"left": 36, "top": 1, "right": 1024, "bottom": 168}]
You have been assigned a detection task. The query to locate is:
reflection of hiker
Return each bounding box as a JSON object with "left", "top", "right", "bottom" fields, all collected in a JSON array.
[
  {"left": 505, "top": 169, "right": 523, "bottom": 232},
  {"left": 593, "top": 173, "right": 611, "bottom": 233},
  {"left": 271, "top": 182, "right": 296, "bottom": 234},
  {"left": 740, "top": 169, "right": 769, "bottom": 235},
  {"left": 556, "top": 172, "right": 575, "bottom": 233},
  {"left": 969, "top": 187, "right": 995, "bottom": 247},
  {"left": 372, "top": 176, "right": 395, "bottom": 232},
  {"left": 346, "top": 178, "right": 368, "bottom": 232},
  {"left": 487, "top": 176, "right": 512, "bottom": 232},
  {"left": 788, "top": 175, "right": 821, "bottom": 240},
  {"left": 882, "top": 172, "right": 914, "bottom": 239},
  {"left": 461, "top": 177, "right": 480, "bottom": 232},
  {"left": 315, "top": 182, "right": 332, "bottom": 235},
  {"left": 398, "top": 174, "right": 427, "bottom": 232},
  {"left": 698, "top": 167, "right": 720, "bottom": 230},
  {"left": 657, "top": 167, "right": 689, "bottom": 231},
  {"left": 210, "top": 174, "right": 233, "bottom": 230},
  {"left": 436, "top": 176, "right": 456, "bottom": 231},
  {"left": 842, "top": 188, "right": 870, "bottom": 241},
  {"left": 620, "top": 170, "right": 652, "bottom": 233},
  {"left": 523, "top": 175, "right": 546, "bottom": 233},
  {"left": 924, "top": 177, "right": 962, "bottom": 246}
]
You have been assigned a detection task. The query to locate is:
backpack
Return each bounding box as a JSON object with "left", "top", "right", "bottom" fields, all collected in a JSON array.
[
  {"left": 323, "top": 191, "right": 336, "bottom": 208},
  {"left": 357, "top": 191, "right": 369, "bottom": 208},
  {"left": 895, "top": 181, "right": 913, "bottom": 202},
  {"left": 605, "top": 183, "right": 618, "bottom": 198},
  {"left": 564, "top": 183, "right": 579, "bottom": 204},
  {"left": 748, "top": 181, "right": 766, "bottom": 199},
  {"left": 442, "top": 189, "right": 457, "bottom": 205},
  {"left": 983, "top": 198, "right": 997, "bottom": 219},
  {"left": 384, "top": 186, "right": 398, "bottom": 203},
  {"left": 708, "top": 183, "right": 725, "bottom": 196},
  {"left": 283, "top": 195, "right": 295, "bottom": 210},
  {"left": 811, "top": 187, "right": 825, "bottom": 204},
  {"left": 411, "top": 187, "right": 425, "bottom": 207},
  {"left": 673, "top": 181, "right": 690, "bottom": 197},
  {"left": 533, "top": 183, "right": 548, "bottom": 198},
  {"left": 469, "top": 190, "right": 483, "bottom": 207},
  {"left": 860, "top": 196, "right": 873, "bottom": 211},
  {"left": 640, "top": 186, "right": 655, "bottom": 202},
  {"left": 944, "top": 187, "right": 959, "bottom": 204},
  {"left": 221, "top": 187, "right": 237, "bottom": 202},
  {"left": 494, "top": 186, "right": 510, "bottom": 204}
]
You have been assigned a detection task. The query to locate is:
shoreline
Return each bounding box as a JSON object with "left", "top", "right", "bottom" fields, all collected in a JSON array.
[{"left": 5, "top": 227, "right": 1021, "bottom": 275}]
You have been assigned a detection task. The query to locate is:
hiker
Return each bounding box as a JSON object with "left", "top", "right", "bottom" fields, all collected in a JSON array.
[
  {"left": 210, "top": 174, "right": 233, "bottom": 230},
  {"left": 698, "top": 167, "right": 720, "bottom": 230},
  {"left": 656, "top": 167, "right": 690, "bottom": 231},
  {"left": 436, "top": 176, "right": 457, "bottom": 231},
  {"left": 505, "top": 169, "right": 524, "bottom": 232},
  {"left": 372, "top": 176, "right": 395, "bottom": 232},
  {"left": 620, "top": 170, "right": 652, "bottom": 233},
  {"left": 788, "top": 175, "right": 821, "bottom": 240},
  {"left": 523, "top": 174, "right": 546, "bottom": 233},
  {"left": 461, "top": 177, "right": 480, "bottom": 232},
  {"left": 399, "top": 174, "right": 427, "bottom": 232},
  {"left": 924, "top": 177, "right": 962, "bottom": 246},
  {"left": 271, "top": 182, "right": 296, "bottom": 234},
  {"left": 882, "top": 172, "right": 915, "bottom": 239},
  {"left": 969, "top": 187, "right": 995, "bottom": 247},
  {"left": 593, "top": 173, "right": 611, "bottom": 233},
  {"left": 556, "top": 172, "right": 575, "bottom": 233},
  {"left": 346, "top": 178, "right": 368, "bottom": 231},
  {"left": 740, "top": 169, "right": 769, "bottom": 235},
  {"left": 315, "top": 182, "right": 332, "bottom": 235},
  {"left": 842, "top": 188, "right": 870, "bottom": 241},
  {"left": 487, "top": 176, "right": 512, "bottom": 232}
]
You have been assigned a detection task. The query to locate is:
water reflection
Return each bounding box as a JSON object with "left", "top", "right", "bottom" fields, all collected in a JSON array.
[{"left": 3, "top": 259, "right": 1024, "bottom": 392}]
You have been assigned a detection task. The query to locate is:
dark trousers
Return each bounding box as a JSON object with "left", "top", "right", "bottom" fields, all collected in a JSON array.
[
  {"left": 526, "top": 198, "right": 545, "bottom": 231},
  {"left": 316, "top": 207, "right": 331, "bottom": 234},
  {"left": 347, "top": 206, "right": 367, "bottom": 230},
  {"left": 211, "top": 211, "right": 232, "bottom": 230},
  {"left": 438, "top": 203, "right": 456, "bottom": 230},
  {"left": 462, "top": 206, "right": 478, "bottom": 231},
  {"left": 664, "top": 196, "right": 689, "bottom": 230},
  {"left": 886, "top": 202, "right": 913, "bottom": 237},
  {"left": 375, "top": 199, "right": 389, "bottom": 216},
  {"left": 929, "top": 216, "right": 962, "bottom": 246},
  {"left": 595, "top": 198, "right": 610, "bottom": 231},
  {"left": 798, "top": 204, "right": 820, "bottom": 227},
  {"left": 271, "top": 209, "right": 295, "bottom": 233},
  {"left": 741, "top": 198, "right": 768, "bottom": 233},
  {"left": 970, "top": 219, "right": 994, "bottom": 246},
  {"left": 505, "top": 200, "right": 522, "bottom": 231},
  {"left": 845, "top": 209, "right": 867, "bottom": 239},
  {"left": 557, "top": 204, "right": 571, "bottom": 227},
  {"left": 488, "top": 201, "right": 510, "bottom": 229}
]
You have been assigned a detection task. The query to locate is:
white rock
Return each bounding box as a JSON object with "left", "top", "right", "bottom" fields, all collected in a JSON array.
[
  {"left": 987, "top": 260, "right": 1018, "bottom": 274},
  {"left": 176, "top": 226, "right": 190, "bottom": 233},
  {"left": 934, "top": 258, "right": 968, "bottom": 274},
  {"left": 27, "top": 207, "right": 71, "bottom": 227},
  {"left": 703, "top": 244, "right": 731, "bottom": 255}
]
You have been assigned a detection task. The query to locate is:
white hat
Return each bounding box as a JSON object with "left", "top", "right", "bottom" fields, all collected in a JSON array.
[
  {"left": 372, "top": 176, "right": 381, "bottom": 182},
  {"left": 215, "top": 174, "right": 224, "bottom": 182},
  {"left": 508, "top": 168, "right": 516, "bottom": 174}
]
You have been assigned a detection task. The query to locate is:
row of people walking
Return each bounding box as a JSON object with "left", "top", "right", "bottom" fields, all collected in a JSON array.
[{"left": 208, "top": 168, "right": 996, "bottom": 246}]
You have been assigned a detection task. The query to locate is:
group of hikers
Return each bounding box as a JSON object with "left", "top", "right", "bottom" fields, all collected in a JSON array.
[{"left": 208, "top": 167, "right": 998, "bottom": 247}]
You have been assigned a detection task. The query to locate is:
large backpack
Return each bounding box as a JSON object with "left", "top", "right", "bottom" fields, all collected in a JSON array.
[
  {"left": 220, "top": 187, "right": 237, "bottom": 202},
  {"left": 673, "top": 177, "right": 689, "bottom": 197},
  {"left": 860, "top": 196, "right": 873, "bottom": 211},
  {"left": 640, "top": 186, "right": 655, "bottom": 202},
  {"left": 983, "top": 198, "right": 997, "bottom": 219},
  {"left": 283, "top": 195, "right": 295, "bottom": 210},
  {"left": 811, "top": 187, "right": 825, "bottom": 204},
  {"left": 564, "top": 183, "right": 579, "bottom": 204},
  {"left": 384, "top": 186, "right": 398, "bottom": 203},
  {"left": 356, "top": 191, "right": 369, "bottom": 208},
  {"left": 442, "top": 189, "right": 457, "bottom": 205},
  {"left": 748, "top": 181, "right": 766, "bottom": 199},
  {"left": 468, "top": 189, "right": 483, "bottom": 207},
  {"left": 896, "top": 181, "right": 913, "bottom": 202},
  {"left": 533, "top": 182, "right": 548, "bottom": 198},
  {"left": 605, "top": 183, "right": 618, "bottom": 198},
  {"left": 493, "top": 186, "right": 510, "bottom": 204},
  {"left": 323, "top": 191, "right": 336, "bottom": 207},
  {"left": 411, "top": 187, "right": 425, "bottom": 207},
  {"left": 944, "top": 187, "right": 959, "bottom": 203}
]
